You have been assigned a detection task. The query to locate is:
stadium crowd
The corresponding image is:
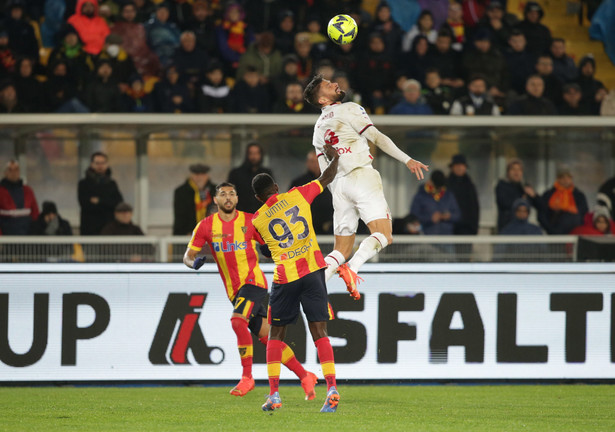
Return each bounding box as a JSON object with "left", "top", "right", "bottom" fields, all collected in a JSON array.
[{"left": 0, "top": 0, "right": 612, "bottom": 115}]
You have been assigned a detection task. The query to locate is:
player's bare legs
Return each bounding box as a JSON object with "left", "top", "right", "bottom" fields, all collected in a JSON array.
[
  {"left": 307, "top": 322, "right": 339, "bottom": 413},
  {"left": 337, "top": 218, "right": 392, "bottom": 299},
  {"left": 257, "top": 317, "right": 318, "bottom": 400},
  {"left": 324, "top": 234, "right": 354, "bottom": 281}
]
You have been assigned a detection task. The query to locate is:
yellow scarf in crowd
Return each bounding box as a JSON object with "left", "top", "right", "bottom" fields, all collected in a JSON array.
[
  {"left": 189, "top": 179, "right": 211, "bottom": 222},
  {"left": 548, "top": 180, "right": 578, "bottom": 214},
  {"left": 425, "top": 182, "right": 446, "bottom": 202}
]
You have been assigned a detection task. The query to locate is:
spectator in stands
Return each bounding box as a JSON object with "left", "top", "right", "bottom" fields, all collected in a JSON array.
[
  {"left": 230, "top": 65, "right": 271, "bottom": 113},
  {"left": 13, "top": 58, "right": 42, "bottom": 113},
  {"left": 293, "top": 32, "right": 315, "bottom": 82},
  {"left": 447, "top": 154, "right": 479, "bottom": 235},
  {"left": 100, "top": 202, "right": 144, "bottom": 235},
  {"left": 388, "top": 73, "right": 409, "bottom": 109},
  {"left": 462, "top": 28, "right": 509, "bottom": 105},
  {"left": 4, "top": 0, "right": 39, "bottom": 62},
  {"left": 0, "top": 159, "right": 39, "bottom": 235},
  {"left": 549, "top": 38, "right": 577, "bottom": 84},
  {"left": 41, "top": 0, "right": 68, "bottom": 48},
  {"left": 570, "top": 206, "right": 615, "bottom": 236},
  {"left": 172, "top": 163, "right": 216, "bottom": 235},
  {"left": 29, "top": 201, "right": 73, "bottom": 236},
  {"left": 97, "top": 34, "right": 138, "bottom": 89},
  {"left": 183, "top": 0, "right": 218, "bottom": 57},
  {"left": 272, "top": 53, "right": 299, "bottom": 102},
  {"left": 166, "top": 0, "right": 193, "bottom": 27},
  {"left": 422, "top": 68, "right": 453, "bottom": 114},
  {"left": 441, "top": 2, "right": 466, "bottom": 52},
  {"left": 328, "top": 41, "right": 359, "bottom": 82},
  {"left": 508, "top": 75, "right": 557, "bottom": 115},
  {"left": 575, "top": 55, "right": 607, "bottom": 115},
  {"left": 516, "top": 1, "right": 551, "bottom": 58},
  {"left": 403, "top": 35, "right": 431, "bottom": 85},
  {"left": 84, "top": 59, "right": 122, "bottom": 112},
  {"left": 357, "top": 32, "right": 395, "bottom": 114},
  {"left": 477, "top": 1, "right": 514, "bottom": 52},
  {"left": 450, "top": 75, "right": 500, "bottom": 115},
  {"left": 273, "top": 9, "right": 296, "bottom": 56},
  {"left": 389, "top": 79, "right": 433, "bottom": 115},
  {"left": 535, "top": 55, "right": 562, "bottom": 105},
  {"left": 410, "top": 169, "right": 461, "bottom": 235},
  {"left": 558, "top": 83, "right": 590, "bottom": 115},
  {"left": 274, "top": 81, "right": 318, "bottom": 114},
  {"left": 0, "top": 30, "right": 16, "bottom": 80},
  {"left": 428, "top": 29, "right": 464, "bottom": 91},
  {"left": 504, "top": 29, "right": 535, "bottom": 95},
  {"left": 215, "top": 3, "right": 253, "bottom": 73},
  {"left": 0, "top": 81, "right": 25, "bottom": 113},
  {"left": 498, "top": 198, "right": 543, "bottom": 235},
  {"left": 402, "top": 10, "right": 437, "bottom": 52},
  {"left": 173, "top": 30, "right": 209, "bottom": 89},
  {"left": 369, "top": 2, "right": 403, "bottom": 56},
  {"left": 236, "top": 31, "right": 282, "bottom": 83},
  {"left": 121, "top": 74, "right": 152, "bottom": 112},
  {"left": 314, "top": 60, "right": 335, "bottom": 82},
  {"left": 145, "top": 3, "right": 181, "bottom": 68},
  {"left": 48, "top": 26, "right": 93, "bottom": 92},
  {"left": 227, "top": 141, "right": 273, "bottom": 213},
  {"left": 196, "top": 60, "right": 230, "bottom": 113},
  {"left": 44, "top": 60, "right": 89, "bottom": 113},
  {"left": 305, "top": 15, "right": 328, "bottom": 56},
  {"left": 419, "top": 0, "right": 448, "bottom": 29},
  {"left": 333, "top": 71, "right": 360, "bottom": 104},
  {"left": 134, "top": 0, "right": 155, "bottom": 23},
  {"left": 400, "top": 213, "right": 423, "bottom": 235},
  {"left": 541, "top": 166, "right": 588, "bottom": 234},
  {"left": 288, "top": 150, "right": 334, "bottom": 234},
  {"left": 598, "top": 176, "right": 615, "bottom": 220},
  {"left": 78, "top": 151, "right": 123, "bottom": 235},
  {"left": 153, "top": 64, "right": 193, "bottom": 113},
  {"left": 495, "top": 158, "right": 542, "bottom": 232},
  {"left": 111, "top": 1, "right": 160, "bottom": 78},
  {"left": 67, "top": 0, "right": 111, "bottom": 55}
]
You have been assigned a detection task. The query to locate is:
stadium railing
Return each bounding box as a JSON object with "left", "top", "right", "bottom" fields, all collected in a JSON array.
[{"left": 0, "top": 235, "right": 580, "bottom": 263}]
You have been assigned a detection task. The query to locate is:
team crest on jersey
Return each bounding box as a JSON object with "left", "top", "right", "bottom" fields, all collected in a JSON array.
[{"left": 241, "top": 226, "right": 248, "bottom": 233}]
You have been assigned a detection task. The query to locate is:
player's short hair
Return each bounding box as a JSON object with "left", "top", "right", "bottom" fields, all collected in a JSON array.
[
  {"left": 90, "top": 151, "right": 108, "bottom": 162},
  {"left": 215, "top": 182, "right": 237, "bottom": 195},
  {"left": 252, "top": 173, "right": 276, "bottom": 199},
  {"left": 303, "top": 74, "right": 324, "bottom": 107}
]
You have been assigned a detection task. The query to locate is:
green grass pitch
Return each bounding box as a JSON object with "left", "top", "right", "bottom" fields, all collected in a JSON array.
[{"left": 1, "top": 384, "right": 614, "bottom": 431}]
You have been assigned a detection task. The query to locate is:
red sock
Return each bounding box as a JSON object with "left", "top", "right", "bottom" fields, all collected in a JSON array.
[
  {"left": 230, "top": 317, "right": 253, "bottom": 378},
  {"left": 266, "top": 339, "right": 284, "bottom": 394},
  {"left": 315, "top": 337, "right": 337, "bottom": 390},
  {"left": 260, "top": 335, "right": 307, "bottom": 380}
]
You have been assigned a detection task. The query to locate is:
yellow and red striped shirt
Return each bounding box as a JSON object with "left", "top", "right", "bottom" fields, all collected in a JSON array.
[
  {"left": 252, "top": 180, "right": 327, "bottom": 284},
  {"left": 188, "top": 211, "right": 267, "bottom": 301}
]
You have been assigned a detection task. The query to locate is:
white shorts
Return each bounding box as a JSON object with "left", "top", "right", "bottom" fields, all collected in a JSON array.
[{"left": 330, "top": 166, "right": 391, "bottom": 236}]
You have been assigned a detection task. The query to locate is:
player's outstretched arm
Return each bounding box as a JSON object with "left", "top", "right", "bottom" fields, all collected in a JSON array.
[
  {"left": 318, "top": 143, "right": 340, "bottom": 189},
  {"left": 363, "top": 126, "right": 429, "bottom": 180},
  {"left": 183, "top": 248, "right": 206, "bottom": 270}
]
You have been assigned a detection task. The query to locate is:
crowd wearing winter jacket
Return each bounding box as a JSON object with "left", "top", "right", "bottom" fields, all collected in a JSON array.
[{"left": 0, "top": 0, "right": 611, "bottom": 115}]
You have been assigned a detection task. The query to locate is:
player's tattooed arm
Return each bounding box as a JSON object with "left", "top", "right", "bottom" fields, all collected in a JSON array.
[{"left": 318, "top": 143, "right": 340, "bottom": 188}]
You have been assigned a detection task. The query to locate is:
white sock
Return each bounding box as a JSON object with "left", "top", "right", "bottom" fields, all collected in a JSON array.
[
  {"left": 324, "top": 250, "right": 345, "bottom": 281},
  {"left": 348, "top": 233, "right": 388, "bottom": 273}
]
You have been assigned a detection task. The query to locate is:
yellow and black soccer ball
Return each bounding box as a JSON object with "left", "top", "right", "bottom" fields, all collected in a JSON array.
[{"left": 327, "top": 14, "right": 358, "bottom": 45}]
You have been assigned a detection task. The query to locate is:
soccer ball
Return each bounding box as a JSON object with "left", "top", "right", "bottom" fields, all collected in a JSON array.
[{"left": 327, "top": 14, "right": 358, "bottom": 45}]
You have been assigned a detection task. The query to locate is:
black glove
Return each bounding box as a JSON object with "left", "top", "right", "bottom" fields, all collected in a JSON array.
[
  {"left": 193, "top": 256, "right": 206, "bottom": 270},
  {"left": 259, "top": 243, "right": 272, "bottom": 258}
]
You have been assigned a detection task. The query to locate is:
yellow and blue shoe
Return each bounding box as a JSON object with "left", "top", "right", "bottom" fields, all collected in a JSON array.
[
  {"left": 262, "top": 392, "right": 282, "bottom": 412},
  {"left": 301, "top": 371, "right": 318, "bottom": 400},
  {"left": 320, "top": 387, "right": 340, "bottom": 413}
]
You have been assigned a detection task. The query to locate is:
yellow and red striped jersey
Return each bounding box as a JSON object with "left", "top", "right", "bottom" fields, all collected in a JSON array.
[
  {"left": 252, "top": 180, "right": 327, "bottom": 284},
  {"left": 188, "top": 211, "right": 267, "bottom": 301}
]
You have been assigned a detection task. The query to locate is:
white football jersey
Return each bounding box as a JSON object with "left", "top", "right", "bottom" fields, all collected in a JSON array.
[{"left": 312, "top": 102, "right": 375, "bottom": 178}]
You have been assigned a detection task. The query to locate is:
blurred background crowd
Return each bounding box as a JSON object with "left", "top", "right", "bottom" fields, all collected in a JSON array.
[{"left": 0, "top": 0, "right": 614, "bottom": 116}]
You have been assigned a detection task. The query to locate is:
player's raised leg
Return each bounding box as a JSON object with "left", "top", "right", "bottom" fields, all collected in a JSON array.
[
  {"left": 324, "top": 234, "right": 354, "bottom": 281},
  {"left": 257, "top": 318, "right": 318, "bottom": 400}
]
